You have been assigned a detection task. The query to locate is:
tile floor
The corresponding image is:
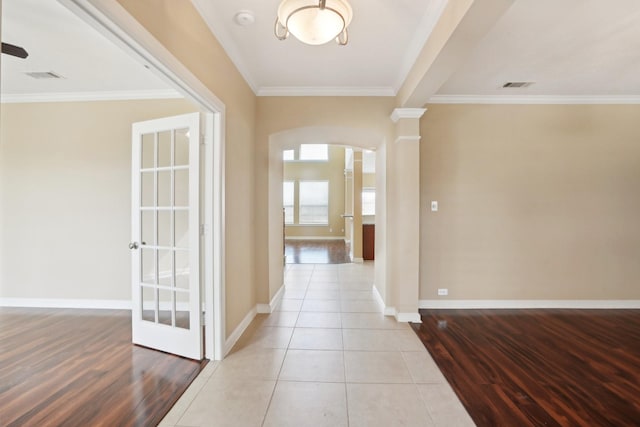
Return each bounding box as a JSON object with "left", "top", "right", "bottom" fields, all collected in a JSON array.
[{"left": 159, "top": 263, "right": 475, "bottom": 427}]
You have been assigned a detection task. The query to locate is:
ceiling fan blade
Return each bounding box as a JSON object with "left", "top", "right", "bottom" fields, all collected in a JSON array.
[{"left": 1, "top": 42, "right": 29, "bottom": 59}]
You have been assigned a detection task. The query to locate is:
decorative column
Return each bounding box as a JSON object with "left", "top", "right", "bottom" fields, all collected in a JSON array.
[
  {"left": 386, "top": 108, "right": 426, "bottom": 322},
  {"left": 352, "top": 150, "right": 363, "bottom": 262}
]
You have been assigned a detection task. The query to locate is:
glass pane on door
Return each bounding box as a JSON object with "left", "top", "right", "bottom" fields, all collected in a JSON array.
[
  {"left": 136, "top": 126, "right": 193, "bottom": 330},
  {"left": 131, "top": 113, "right": 201, "bottom": 360}
]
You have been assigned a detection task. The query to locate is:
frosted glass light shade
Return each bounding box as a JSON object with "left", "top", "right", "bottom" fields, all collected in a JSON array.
[{"left": 276, "top": 0, "right": 353, "bottom": 45}]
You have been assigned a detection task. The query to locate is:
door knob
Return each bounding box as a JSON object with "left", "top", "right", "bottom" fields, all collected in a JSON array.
[{"left": 129, "top": 242, "right": 139, "bottom": 250}]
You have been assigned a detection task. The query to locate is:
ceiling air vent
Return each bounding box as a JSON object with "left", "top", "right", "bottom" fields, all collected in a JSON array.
[
  {"left": 25, "top": 71, "right": 64, "bottom": 79},
  {"left": 502, "top": 81, "right": 534, "bottom": 88}
]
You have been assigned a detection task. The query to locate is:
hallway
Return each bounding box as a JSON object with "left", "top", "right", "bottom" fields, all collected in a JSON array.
[{"left": 159, "top": 263, "right": 473, "bottom": 426}]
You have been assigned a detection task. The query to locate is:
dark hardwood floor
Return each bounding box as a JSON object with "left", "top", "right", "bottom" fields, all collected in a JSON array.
[
  {"left": 285, "top": 239, "right": 351, "bottom": 264},
  {"left": 412, "top": 309, "right": 640, "bottom": 427},
  {"left": 0, "top": 307, "right": 205, "bottom": 427}
]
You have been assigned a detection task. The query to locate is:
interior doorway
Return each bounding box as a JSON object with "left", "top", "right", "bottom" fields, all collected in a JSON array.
[
  {"left": 281, "top": 143, "right": 377, "bottom": 266},
  {"left": 58, "top": 0, "right": 227, "bottom": 361}
]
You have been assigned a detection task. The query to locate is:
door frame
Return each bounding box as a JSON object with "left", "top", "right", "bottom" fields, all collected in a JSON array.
[{"left": 61, "top": 0, "right": 226, "bottom": 360}]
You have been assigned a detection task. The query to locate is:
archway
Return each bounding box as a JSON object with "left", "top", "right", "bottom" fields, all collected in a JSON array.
[{"left": 266, "top": 126, "right": 389, "bottom": 307}]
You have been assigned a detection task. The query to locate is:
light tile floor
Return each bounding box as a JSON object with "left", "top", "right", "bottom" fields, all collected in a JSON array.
[{"left": 159, "top": 263, "right": 475, "bottom": 427}]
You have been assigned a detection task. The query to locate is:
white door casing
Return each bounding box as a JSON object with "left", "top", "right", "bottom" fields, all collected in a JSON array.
[{"left": 130, "top": 112, "right": 202, "bottom": 360}]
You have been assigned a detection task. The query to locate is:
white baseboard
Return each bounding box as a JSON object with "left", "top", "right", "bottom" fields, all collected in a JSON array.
[
  {"left": 380, "top": 304, "right": 421, "bottom": 323},
  {"left": 372, "top": 285, "right": 385, "bottom": 311},
  {"left": 0, "top": 298, "right": 131, "bottom": 310},
  {"left": 419, "top": 299, "right": 640, "bottom": 309},
  {"left": 224, "top": 306, "right": 257, "bottom": 356},
  {"left": 383, "top": 306, "right": 396, "bottom": 317},
  {"left": 396, "top": 312, "right": 422, "bottom": 323},
  {"left": 256, "top": 304, "right": 272, "bottom": 314},
  {"left": 353, "top": 257, "right": 364, "bottom": 264},
  {"left": 257, "top": 284, "right": 285, "bottom": 314},
  {"left": 284, "top": 236, "right": 345, "bottom": 240}
]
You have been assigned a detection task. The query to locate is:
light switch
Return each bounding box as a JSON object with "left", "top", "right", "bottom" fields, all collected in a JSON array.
[{"left": 431, "top": 201, "right": 438, "bottom": 212}]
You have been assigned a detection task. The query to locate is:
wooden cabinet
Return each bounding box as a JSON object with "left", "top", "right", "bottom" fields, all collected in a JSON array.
[{"left": 363, "top": 224, "right": 375, "bottom": 261}]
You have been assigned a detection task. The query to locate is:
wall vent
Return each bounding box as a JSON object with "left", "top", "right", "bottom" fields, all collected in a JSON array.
[
  {"left": 25, "top": 71, "right": 65, "bottom": 79},
  {"left": 502, "top": 81, "right": 534, "bottom": 88}
]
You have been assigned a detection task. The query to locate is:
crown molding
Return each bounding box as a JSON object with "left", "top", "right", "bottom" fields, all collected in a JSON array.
[
  {"left": 390, "top": 107, "right": 427, "bottom": 123},
  {"left": 257, "top": 86, "right": 396, "bottom": 97},
  {"left": 0, "top": 89, "right": 182, "bottom": 104},
  {"left": 428, "top": 94, "right": 640, "bottom": 105},
  {"left": 190, "top": 0, "right": 258, "bottom": 94}
]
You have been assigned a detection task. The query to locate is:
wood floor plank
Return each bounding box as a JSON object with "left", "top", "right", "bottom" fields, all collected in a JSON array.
[
  {"left": 411, "top": 309, "right": 640, "bottom": 427},
  {"left": 0, "top": 307, "right": 204, "bottom": 427},
  {"left": 285, "top": 239, "right": 351, "bottom": 264}
]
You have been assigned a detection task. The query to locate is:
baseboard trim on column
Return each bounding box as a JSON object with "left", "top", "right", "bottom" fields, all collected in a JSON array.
[
  {"left": 352, "top": 257, "right": 364, "bottom": 264},
  {"left": 396, "top": 312, "right": 422, "bottom": 323},
  {"left": 380, "top": 304, "right": 421, "bottom": 323}
]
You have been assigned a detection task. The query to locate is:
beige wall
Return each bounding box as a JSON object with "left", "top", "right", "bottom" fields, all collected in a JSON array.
[
  {"left": 0, "top": 98, "right": 196, "bottom": 300},
  {"left": 255, "top": 97, "right": 396, "bottom": 304},
  {"left": 284, "top": 145, "right": 346, "bottom": 238},
  {"left": 116, "top": 0, "right": 257, "bottom": 337},
  {"left": 363, "top": 173, "right": 376, "bottom": 188},
  {"left": 420, "top": 104, "right": 640, "bottom": 300}
]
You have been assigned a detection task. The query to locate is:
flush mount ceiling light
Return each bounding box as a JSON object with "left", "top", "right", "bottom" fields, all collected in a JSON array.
[{"left": 274, "top": 0, "right": 353, "bottom": 46}]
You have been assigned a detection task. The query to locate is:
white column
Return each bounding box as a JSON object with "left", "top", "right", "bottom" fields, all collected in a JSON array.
[{"left": 386, "top": 108, "right": 426, "bottom": 322}]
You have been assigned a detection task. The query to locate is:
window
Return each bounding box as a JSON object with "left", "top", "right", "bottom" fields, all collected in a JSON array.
[
  {"left": 362, "top": 188, "right": 376, "bottom": 216},
  {"left": 299, "top": 181, "right": 329, "bottom": 224},
  {"left": 283, "top": 181, "right": 294, "bottom": 224},
  {"left": 282, "top": 150, "right": 294, "bottom": 161},
  {"left": 299, "top": 144, "right": 328, "bottom": 161},
  {"left": 363, "top": 150, "right": 376, "bottom": 173}
]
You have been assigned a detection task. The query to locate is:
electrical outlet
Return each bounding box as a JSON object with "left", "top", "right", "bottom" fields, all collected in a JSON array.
[
  {"left": 329, "top": 228, "right": 333, "bottom": 232},
  {"left": 431, "top": 201, "right": 438, "bottom": 212},
  {"left": 437, "top": 288, "right": 448, "bottom": 296}
]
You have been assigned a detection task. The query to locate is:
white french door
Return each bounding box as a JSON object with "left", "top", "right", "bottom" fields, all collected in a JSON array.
[{"left": 130, "top": 113, "right": 202, "bottom": 360}]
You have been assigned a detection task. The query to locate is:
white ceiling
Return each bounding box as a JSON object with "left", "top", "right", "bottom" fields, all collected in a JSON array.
[
  {"left": 191, "top": 0, "right": 447, "bottom": 95},
  {"left": 2, "top": 0, "right": 640, "bottom": 101},
  {"left": 0, "top": 0, "right": 176, "bottom": 100},
  {"left": 436, "top": 0, "right": 640, "bottom": 98}
]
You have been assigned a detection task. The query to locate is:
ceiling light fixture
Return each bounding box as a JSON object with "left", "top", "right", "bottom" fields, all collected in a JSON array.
[{"left": 274, "top": 0, "right": 353, "bottom": 46}]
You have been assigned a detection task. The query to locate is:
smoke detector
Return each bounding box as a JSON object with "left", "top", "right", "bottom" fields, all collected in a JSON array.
[{"left": 234, "top": 10, "right": 255, "bottom": 26}]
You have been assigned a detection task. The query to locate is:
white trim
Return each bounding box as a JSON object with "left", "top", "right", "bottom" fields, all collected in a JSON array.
[
  {"left": 0, "top": 298, "right": 131, "bottom": 309},
  {"left": 190, "top": 0, "right": 258, "bottom": 93},
  {"left": 257, "top": 284, "right": 286, "bottom": 314},
  {"left": 428, "top": 95, "right": 640, "bottom": 105},
  {"left": 284, "top": 236, "right": 345, "bottom": 240},
  {"left": 372, "top": 285, "right": 386, "bottom": 311},
  {"left": 419, "top": 299, "right": 640, "bottom": 309},
  {"left": 384, "top": 306, "right": 397, "bottom": 317},
  {"left": 395, "top": 136, "right": 421, "bottom": 144},
  {"left": 224, "top": 306, "right": 257, "bottom": 356},
  {"left": 62, "top": 0, "right": 226, "bottom": 361},
  {"left": 353, "top": 257, "right": 364, "bottom": 264},
  {"left": 256, "top": 304, "right": 272, "bottom": 314},
  {"left": 257, "top": 86, "right": 395, "bottom": 97},
  {"left": 396, "top": 312, "right": 422, "bottom": 323},
  {"left": 390, "top": 108, "right": 427, "bottom": 123},
  {"left": 0, "top": 89, "right": 181, "bottom": 104},
  {"left": 60, "top": 0, "right": 225, "bottom": 112}
]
